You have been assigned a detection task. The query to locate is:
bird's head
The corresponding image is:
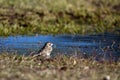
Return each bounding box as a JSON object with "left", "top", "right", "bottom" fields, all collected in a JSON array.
[{"left": 46, "top": 42, "right": 53, "bottom": 47}]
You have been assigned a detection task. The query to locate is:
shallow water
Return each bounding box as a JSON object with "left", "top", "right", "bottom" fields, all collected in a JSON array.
[{"left": 0, "top": 33, "right": 120, "bottom": 61}]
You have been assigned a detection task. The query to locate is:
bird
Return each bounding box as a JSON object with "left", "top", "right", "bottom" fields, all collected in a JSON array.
[{"left": 33, "top": 42, "right": 53, "bottom": 59}]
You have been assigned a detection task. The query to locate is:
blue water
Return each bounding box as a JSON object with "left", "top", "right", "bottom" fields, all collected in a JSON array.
[{"left": 0, "top": 33, "right": 120, "bottom": 61}]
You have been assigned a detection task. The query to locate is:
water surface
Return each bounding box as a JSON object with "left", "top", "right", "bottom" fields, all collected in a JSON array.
[{"left": 0, "top": 33, "right": 120, "bottom": 61}]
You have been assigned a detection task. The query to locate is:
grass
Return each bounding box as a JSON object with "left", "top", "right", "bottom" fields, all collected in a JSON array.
[
  {"left": 0, "top": 1, "right": 119, "bottom": 79},
  {"left": 0, "top": 53, "right": 120, "bottom": 80},
  {"left": 0, "top": 0, "right": 120, "bottom": 36}
]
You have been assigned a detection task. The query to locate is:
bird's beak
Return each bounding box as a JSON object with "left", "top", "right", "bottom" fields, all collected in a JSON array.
[{"left": 51, "top": 43, "right": 53, "bottom": 46}]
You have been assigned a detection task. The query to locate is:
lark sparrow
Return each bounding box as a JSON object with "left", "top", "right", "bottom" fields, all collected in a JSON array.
[{"left": 33, "top": 42, "right": 53, "bottom": 58}]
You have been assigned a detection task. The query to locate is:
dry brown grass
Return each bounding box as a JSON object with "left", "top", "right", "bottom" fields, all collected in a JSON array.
[{"left": 0, "top": 53, "right": 120, "bottom": 80}]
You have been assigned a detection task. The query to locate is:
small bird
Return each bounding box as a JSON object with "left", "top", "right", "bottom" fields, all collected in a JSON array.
[{"left": 33, "top": 42, "right": 53, "bottom": 58}]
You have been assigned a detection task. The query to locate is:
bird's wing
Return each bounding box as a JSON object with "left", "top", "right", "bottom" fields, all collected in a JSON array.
[{"left": 37, "top": 45, "right": 47, "bottom": 54}]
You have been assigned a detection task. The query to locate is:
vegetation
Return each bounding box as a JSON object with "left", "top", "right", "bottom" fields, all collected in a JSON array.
[
  {"left": 0, "top": 0, "right": 120, "bottom": 80},
  {"left": 0, "top": 0, "right": 120, "bottom": 36},
  {"left": 0, "top": 53, "right": 120, "bottom": 80}
]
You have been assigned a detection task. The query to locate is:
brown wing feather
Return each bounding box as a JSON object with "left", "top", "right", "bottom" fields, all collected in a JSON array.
[{"left": 37, "top": 42, "right": 51, "bottom": 54}]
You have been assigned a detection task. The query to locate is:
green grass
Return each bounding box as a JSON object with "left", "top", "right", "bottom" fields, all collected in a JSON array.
[
  {"left": 0, "top": 0, "right": 120, "bottom": 36},
  {"left": 0, "top": 53, "right": 120, "bottom": 80},
  {"left": 0, "top": 1, "right": 119, "bottom": 79}
]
